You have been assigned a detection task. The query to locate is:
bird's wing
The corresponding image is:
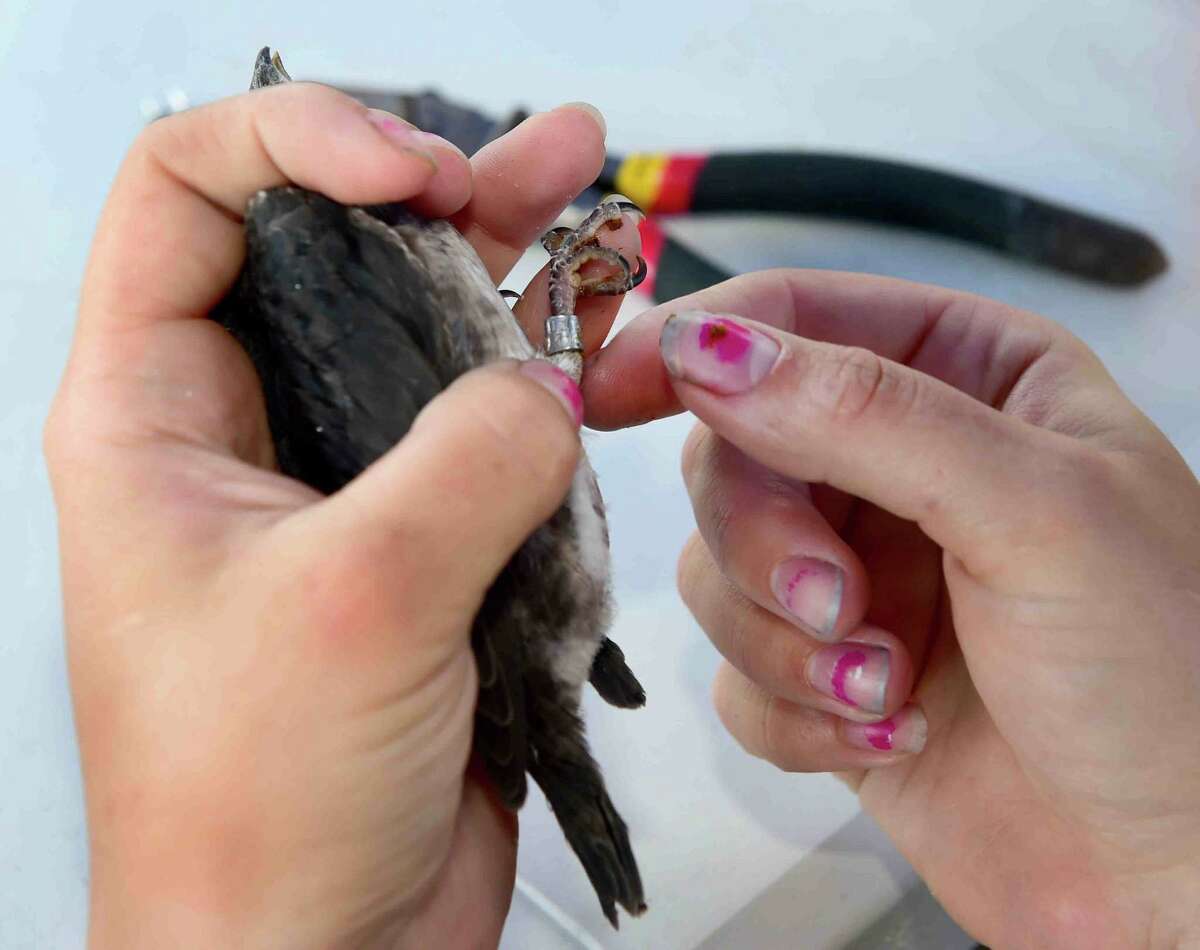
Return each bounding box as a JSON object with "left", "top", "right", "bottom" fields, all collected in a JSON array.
[
  {"left": 215, "top": 186, "right": 530, "bottom": 492},
  {"left": 471, "top": 586, "right": 530, "bottom": 808}
]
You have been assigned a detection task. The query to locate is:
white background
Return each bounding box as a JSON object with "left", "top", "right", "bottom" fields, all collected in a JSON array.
[{"left": 1, "top": 2, "right": 1196, "bottom": 947}]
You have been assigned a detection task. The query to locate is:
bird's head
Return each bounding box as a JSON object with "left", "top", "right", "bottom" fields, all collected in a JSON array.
[{"left": 251, "top": 47, "right": 292, "bottom": 90}]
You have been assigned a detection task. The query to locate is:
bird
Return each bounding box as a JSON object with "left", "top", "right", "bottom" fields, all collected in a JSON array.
[{"left": 211, "top": 47, "right": 649, "bottom": 927}]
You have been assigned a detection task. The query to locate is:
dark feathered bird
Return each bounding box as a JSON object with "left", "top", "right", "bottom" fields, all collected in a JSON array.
[{"left": 212, "top": 48, "right": 648, "bottom": 927}]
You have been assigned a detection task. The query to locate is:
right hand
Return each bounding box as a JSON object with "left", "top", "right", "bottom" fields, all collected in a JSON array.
[{"left": 585, "top": 270, "right": 1200, "bottom": 949}]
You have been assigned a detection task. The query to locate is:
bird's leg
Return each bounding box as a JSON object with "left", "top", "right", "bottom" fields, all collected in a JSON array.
[{"left": 589, "top": 637, "right": 646, "bottom": 709}]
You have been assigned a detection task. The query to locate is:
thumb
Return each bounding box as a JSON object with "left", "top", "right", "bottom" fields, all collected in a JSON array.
[
  {"left": 301, "top": 358, "right": 584, "bottom": 635},
  {"left": 657, "top": 309, "right": 1095, "bottom": 576}
]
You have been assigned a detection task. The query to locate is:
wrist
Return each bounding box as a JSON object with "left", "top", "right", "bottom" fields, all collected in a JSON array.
[
  {"left": 89, "top": 857, "right": 271, "bottom": 950},
  {"left": 87, "top": 840, "right": 327, "bottom": 950},
  {"left": 87, "top": 837, "right": 423, "bottom": 950}
]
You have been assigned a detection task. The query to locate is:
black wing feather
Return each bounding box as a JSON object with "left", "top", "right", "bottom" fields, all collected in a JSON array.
[{"left": 213, "top": 185, "right": 529, "bottom": 800}]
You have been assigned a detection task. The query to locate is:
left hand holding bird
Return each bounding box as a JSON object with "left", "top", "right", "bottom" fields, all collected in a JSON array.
[{"left": 46, "top": 80, "right": 637, "bottom": 949}]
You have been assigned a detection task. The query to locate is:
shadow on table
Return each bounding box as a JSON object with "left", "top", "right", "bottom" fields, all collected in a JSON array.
[{"left": 696, "top": 811, "right": 977, "bottom": 949}]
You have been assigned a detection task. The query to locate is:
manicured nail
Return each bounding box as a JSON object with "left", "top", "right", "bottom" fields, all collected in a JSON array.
[
  {"left": 520, "top": 360, "right": 584, "bottom": 428},
  {"left": 660, "top": 311, "right": 781, "bottom": 395},
  {"left": 842, "top": 705, "right": 927, "bottom": 754},
  {"left": 560, "top": 101, "right": 607, "bottom": 138},
  {"left": 770, "top": 557, "right": 844, "bottom": 640},
  {"left": 806, "top": 643, "right": 890, "bottom": 715},
  {"left": 364, "top": 109, "right": 441, "bottom": 166}
]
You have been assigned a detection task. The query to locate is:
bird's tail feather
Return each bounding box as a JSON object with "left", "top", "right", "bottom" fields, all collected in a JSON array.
[{"left": 530, "top": 751, "right": 646, "bottom": 928}]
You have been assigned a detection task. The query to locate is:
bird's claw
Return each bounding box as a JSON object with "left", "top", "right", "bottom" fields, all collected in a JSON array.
[
  {"left": 628, "top": 255, "right": 648, "bottom": 290},
  {"left": 540, "top": 226, "right": 575, "bottom": 255}
]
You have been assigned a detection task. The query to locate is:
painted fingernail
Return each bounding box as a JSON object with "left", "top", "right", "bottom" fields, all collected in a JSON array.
[
  {"left": 660, "top": 311, "right": 781, "bottom": 395},
  {"left": 560, "top": 101, "right": 607, "bottom": 138},
  {"left": 770, "top": 557, "right": 844, "bottom": 640},
  {"left": 520, "top": 360, "right": 584, "bottom": 428},
  {"left": 364, "top": 109, "right": 441, "bottom": 166},
  {"left": 806, "top": 643, "right": 890, "bottom": 715},
  {"left": 842, "top": 705, "right": 927, "bottom": 754}
]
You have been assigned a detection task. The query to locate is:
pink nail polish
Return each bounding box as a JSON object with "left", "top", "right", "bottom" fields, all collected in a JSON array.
[
  {"left": 807, "top": 643, "right": 890, "bottom": 714},
  {"left": 364, "top": 109, "right": 440, "bottom": 165},
  {"left": 659, "top": 311, "right": 780, "bottom": 395},
  {"left": 520, "top": 360, "right": 584, "bottom": 428},
  {"left": 770, "top": 557, "right": 844, "bottom": 640},
  {"left": 842, "top": 705, "right": 927, "bottom": 754}
]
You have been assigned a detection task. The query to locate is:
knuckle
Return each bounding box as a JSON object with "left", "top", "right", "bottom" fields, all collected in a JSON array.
[
  {"left": 808, "top": 346, "right": 912, "bottom": 428},
  {"left": 1043, "top": 442, "right": 1126, "bottom": 524},
  {"left": 758, "top": 694, "right": 798, "bottom": 771},
  {"left": 253, "top": 81, "right": 349, "bottom": 133},
  {"left": 718, "top": 585, "right": 758, "bottom": 673},
  {"left": 713, "top": 666, "right": 814, "bottom": 772},
  {"left": 977, "top": 441, "right": 1126, "bottom": 573},
  {"left": 680, "top": 422, "right": 712, "bottom": 482},
  {"left": 711, "top": 665, "right": 760, "bottom": 754},
  {"left": 125, "top": 108, "right": 231, "bottom": 201},
  {"left": 705, "top": 495, "right": 737, "bottom": 566},
  {"left": 130, "top": 111, "right": 196, "bottom": 171},
  {"left": 1065, "top": 442, "right": 1124, "bottom": 496},
  {"left": 127, "top": 118, "right": 168, "bottom": 163},
  {"left": 41, "top": 390, "right": 99, "bottom": 474},
  {"left": 677, "top": 544, "right": 754, "bottom": 670},
  {"left": 683, "top": 441, "right": 739, "bottom": 564},
  {"left": 41, "top": 402, "right": 66, "bottom": 468},
  {"left": 675, "top": 533, "right": 709, "bottom": 608},
  {"left": 710, "top": 668, "right": 739, "bottom": 733}
]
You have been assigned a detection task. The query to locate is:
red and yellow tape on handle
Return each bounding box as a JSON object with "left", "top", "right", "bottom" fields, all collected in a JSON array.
[{"left": 614, "top": 153, "right": 709, "bottom": 215}]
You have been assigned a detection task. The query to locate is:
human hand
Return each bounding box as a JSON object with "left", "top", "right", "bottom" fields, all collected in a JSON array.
[
  {"left": 584, "top": 271, "right": 1200, "bottom": 949},
  {"left": 44, "top": 82, "right": 638, "bottom": 949}
]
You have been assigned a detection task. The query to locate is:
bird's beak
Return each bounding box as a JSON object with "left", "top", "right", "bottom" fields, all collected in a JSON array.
[{"left": 251, "top": 47, "right": 292, "bottom": 89}]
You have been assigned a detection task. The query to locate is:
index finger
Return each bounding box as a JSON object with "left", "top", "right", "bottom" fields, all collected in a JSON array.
[
  {"left": 582, "top": 268, "right": 1062, "bottom": 429},
  {"left": 451, "top": 104, "right": 608, "bottom": 284}
]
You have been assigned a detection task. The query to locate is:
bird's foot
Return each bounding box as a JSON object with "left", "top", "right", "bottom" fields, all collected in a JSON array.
[
  {"left": 541, "top": 198, "right": 644, "bottom": 254},
  {"left": 589, "top": 637, "right": 646, "bottom": 709},
  {"left": 543, "top": 198, "right": 647, "bottom": 319}
]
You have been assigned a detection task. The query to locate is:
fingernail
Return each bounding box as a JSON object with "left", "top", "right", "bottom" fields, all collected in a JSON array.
[
  {"left": 770, "top": 557, "right": 844, "bottom": 640},
  {"left": 600, "top": 192, "right": 646, "bottom": 222},
  {"left": 806, "top": 643, "right": 890, "bottom": 715},
  {"left": 560, "top": 101, "right": 607, "bottom": 138},
  {"left": 842, "top": 705, "right": 927, "bottom": 754},
  {"left": 660, "top": 311, "right": 781, "bottom": 395},
  {"left": 520, "top": 360, "right": 584, "bottom": 428},
  {"left": 410, "top": 129, "right": 468, "bottom": 160},
  {"left": 364, "top": 109, "right": 440, "bottom": 167}
]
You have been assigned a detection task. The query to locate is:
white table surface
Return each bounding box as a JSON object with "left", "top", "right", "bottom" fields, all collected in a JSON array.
[{"left": 2, "top": 2, "right": 1196, "bottom": 947}]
